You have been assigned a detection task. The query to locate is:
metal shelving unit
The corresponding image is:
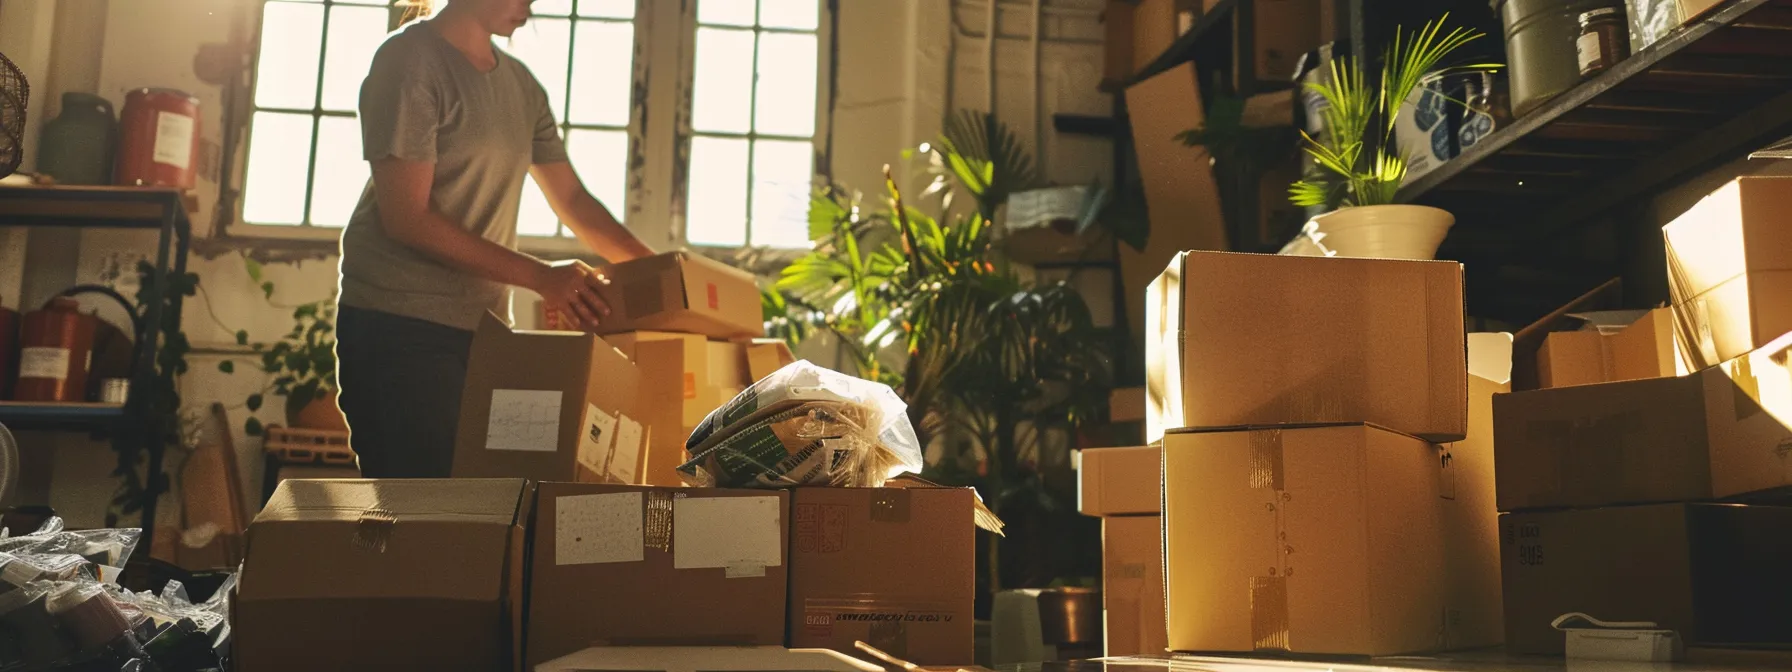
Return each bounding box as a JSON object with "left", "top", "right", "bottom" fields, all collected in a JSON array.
[{"left": 0, "top": 185, "right": 192, "bottom": 551}]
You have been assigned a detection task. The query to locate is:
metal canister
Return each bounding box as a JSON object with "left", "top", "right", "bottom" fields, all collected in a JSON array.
[
  {"left": 1492, "top": 0, "right": 1624, "bottom": 116},
  {"left": 98, "top": 378, "right": 130, "bottom": 405},
  {"left": 13, "top": 298, "right": 97, "bottom": 403}
]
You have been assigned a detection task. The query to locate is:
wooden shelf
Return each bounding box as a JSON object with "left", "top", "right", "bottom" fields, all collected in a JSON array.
[
  {"left": 1399, "top": 0, "right": 1792, "bottom": 253},
  {"left": 0, "top": 401, "right": 127, "bottom": 432},
  {"left": 0, "top": 184, "right": 189, "bottom": 229}
]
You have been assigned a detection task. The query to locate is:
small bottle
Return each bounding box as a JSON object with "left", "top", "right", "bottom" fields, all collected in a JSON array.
[{"left": 1577, "top": 8, "right": 1631, "bottom": 77}]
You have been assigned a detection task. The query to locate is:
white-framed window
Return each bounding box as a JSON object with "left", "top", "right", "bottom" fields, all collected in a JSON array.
[{"left": 237, "top": 0, "right": 827, "bottom": 251}]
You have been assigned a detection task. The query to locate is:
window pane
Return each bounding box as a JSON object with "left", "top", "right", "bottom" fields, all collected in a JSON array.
[
  {"left": 567, "top": 129, "right": 629, "bottom": 222},
  {"left": 753, "top": 32, "right": 817, "bottom": 137},
  {"left": 698, "top": 0, "right": 754, "bottom": 26},
  {"left": 758, "top": 0, "right": 818, "bottom": 30},
  {"left": 577, "top": 0, "right": 634, "bottom": 19},
  {"left": 320, "top": 5, "right": 389, "bottom": 112},
  {"left": 333, "top": 0, "right": 387, "bottom": 4},
  {"left": 242, "top": 112, "right": 317, "bottom": 225},
  {"left": 749, "top": 139, "right": 813, "bottom": 248},
  {"left": 686, "top": 136, "right": 748, "bottom": 246},
  {"left": 254, "top": 2, "right": 324, "bottom": 110},
  {"left": 692, "top": 28, "right": 753, "bottom": 133},
  {"left": 533, "top": 0, "right": 574, "bottom": 16},
  {"left": 508, "top": 18, "right": 573, "bottom": 121},
  {"left": 518, "top": 174, "right": 560, "bottom": 237},
  {"left": 309, "top": 116, "right": 370, "bottom": 227},
  {"left": 568, "top": 20, "right": 633, "bottom": 126}
]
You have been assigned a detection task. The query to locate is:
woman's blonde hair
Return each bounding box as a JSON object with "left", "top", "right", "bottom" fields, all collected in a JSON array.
[{"left": 400, "top": 0, "right": 436, "bottom": 23}]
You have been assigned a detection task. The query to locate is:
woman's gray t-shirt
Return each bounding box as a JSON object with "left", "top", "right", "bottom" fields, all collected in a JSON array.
[{"left": 338, "top": 21, "right": 567, "bottom": 331}]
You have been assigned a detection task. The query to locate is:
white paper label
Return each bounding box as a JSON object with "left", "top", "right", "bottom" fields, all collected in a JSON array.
[
  {"left": 485, "top": 389, "right": 563, "bottom": 452},
  {"left": 577, "top": 404, "right": 618, "bottom": 473},
  {"left": 610, "top": 414, "right": 644, "bottom": 484},
  {"left": 18, "top": 347, "right": 70, "bottom": 380},
  {"left": 153, "top": 111, "right": 195, "bottom": 170},
  {"left": 556, "top": 492, "right": 644, "bottom": 566},
  {"left": 1576, "top": 33, "right": 1602, "bottom": 74},
  {"left": 673, "top": 496, "right": 782, "bottom": 571}
]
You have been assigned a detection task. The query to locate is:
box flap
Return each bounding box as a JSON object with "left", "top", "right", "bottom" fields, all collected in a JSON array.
[
  {"left": 256, "top": 478, "right": 528, "bottom": 525},
  {"left": 1468, "top": 332, "right": 1513, "bottom": 385}
]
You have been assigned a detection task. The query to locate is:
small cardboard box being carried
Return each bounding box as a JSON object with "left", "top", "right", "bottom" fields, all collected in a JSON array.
[
  {"left": 1164, "top": 421, "right": 1493, "bottom": 655},
  {"left": 1146, "top": 251, "right": 1467, "bottom": 444},
  {"left": 787, "top": 486, "right": 976, "bottom": 665},
  {"left": 1493, "top": 331, "right": 1792, "bottom": 511},
  {"left": 235, "top": 479, "right": 531, "bottom": 672},
  {"left": 453, "top": 314, "right": 648, "bottom": 484},
  {"left": 594, "top": 251, "right": 765, "bottom": 340},
  {"left": 1499, "top": 503, "right": 1792, "bottom": 654},
  {"left": 526, "top": 483, "right": 789, "bottom": 668},
  {"left": 1664, "top": 175, "right": 1792, "bottom": 368}
]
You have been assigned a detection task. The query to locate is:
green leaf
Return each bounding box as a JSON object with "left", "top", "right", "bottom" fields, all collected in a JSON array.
[
  {"left": 245, "top": 417, "right": 264, "bottom": 437},
  {"left": 235, "top": 329, "right": 249, "bottom": 346},
  {"left": 261, "top": 281, "right": 276, "bottom": 299},
  {"left": 244, "top": 256, "right": 264, "bottom": 284},
  {"left": 247, "top": 393, "right": 263, "bottom": 411},
  {"left": 218, "top": 360, "right": 235, "bottom": 374}
]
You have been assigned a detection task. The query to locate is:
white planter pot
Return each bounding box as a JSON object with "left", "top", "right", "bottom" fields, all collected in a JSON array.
[{"left": 1289, "top": 204, "right": 1455, "bottom": 260}]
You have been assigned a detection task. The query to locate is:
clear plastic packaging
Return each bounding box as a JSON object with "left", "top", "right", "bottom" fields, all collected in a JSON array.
[{"left": 681, "top": 361, "right": 924, "bottom": 488}]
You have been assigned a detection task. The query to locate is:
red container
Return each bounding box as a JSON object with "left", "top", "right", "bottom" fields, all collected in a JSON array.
[
  {"left": 13, "top": 298, "right": 97, "bottom": 403},
  {"left": 0, "top": 305, "right": 16, "bottom": 399},
  {"left": 114, "top": 88, "right": 201, "bottom": 189}
]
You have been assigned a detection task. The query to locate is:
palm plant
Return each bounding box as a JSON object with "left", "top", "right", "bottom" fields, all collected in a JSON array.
[
  {"left": 766, "top": 111, "right": 1112, "bottom": 596},
  {"left": 1291, "top": 15, "right": 1496, "bottom": 209}
]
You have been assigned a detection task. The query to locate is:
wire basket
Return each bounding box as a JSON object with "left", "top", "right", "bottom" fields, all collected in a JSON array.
[{"left": 0, "top": 50, "right": 29, "bottom": 179}]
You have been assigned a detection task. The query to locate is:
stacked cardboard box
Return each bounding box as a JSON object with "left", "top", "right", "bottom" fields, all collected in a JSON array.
[
  {"left": 1492, "top": 176, "right": 1792, "bottom": 654},
  {"left": 1536, "top": 308, "right": 1686, "bottom": 388},
  {"left": 1077, "top": 445, "right": 1165, "bottom": 656},
  {"left": 1147, "top": 251, "right": 1502, "bottom": 656},
  {"left": 236, "top": 478, "right": 980, "bottom": 670},
  {"left": 455, "top": 251, "right": 791, "bottom": 487}
]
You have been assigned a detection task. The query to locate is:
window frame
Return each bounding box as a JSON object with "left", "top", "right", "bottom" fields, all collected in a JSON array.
[{"left": 228, "top": 0, "right": 834, "bottom": 257}]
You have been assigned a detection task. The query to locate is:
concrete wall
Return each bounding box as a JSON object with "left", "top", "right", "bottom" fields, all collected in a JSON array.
[{"left": 0, "top": 0, "right": 1114, "bottom": 527}]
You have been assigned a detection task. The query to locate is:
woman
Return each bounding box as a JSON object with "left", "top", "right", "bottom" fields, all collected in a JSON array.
[{"left": 335, "top": 0, "right": 652, "bottom": 478}]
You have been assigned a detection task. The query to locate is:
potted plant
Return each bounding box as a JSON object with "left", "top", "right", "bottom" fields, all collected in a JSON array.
[
  {"left": 216, "top": 260, "right": 342, "bottom": 435},
  {"left": 1289, "top": 16, "right": 1497, "bottom": 259}
]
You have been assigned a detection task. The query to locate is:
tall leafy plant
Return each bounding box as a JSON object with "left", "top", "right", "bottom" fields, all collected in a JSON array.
[{"left": 1291, "top": 15, "right": 1496, "bottom": 209}]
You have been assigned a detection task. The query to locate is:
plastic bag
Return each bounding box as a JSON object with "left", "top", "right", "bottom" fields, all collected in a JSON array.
[{"left": 680, "top": 361, "right": 923, "bottom": 487}]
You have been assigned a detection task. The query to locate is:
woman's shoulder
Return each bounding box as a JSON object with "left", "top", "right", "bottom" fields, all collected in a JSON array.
[{"left": 371, "top": 22, "right": 448, "bottom": 72}]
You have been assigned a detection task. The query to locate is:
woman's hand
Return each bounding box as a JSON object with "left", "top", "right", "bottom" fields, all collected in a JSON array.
[{"left": 531, "top": 260, "right": 612, "bottom": 330}]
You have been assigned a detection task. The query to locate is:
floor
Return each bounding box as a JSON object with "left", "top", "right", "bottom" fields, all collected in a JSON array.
[{"left": 1010, "top": 649, "right": 1792, "bottom": 672}]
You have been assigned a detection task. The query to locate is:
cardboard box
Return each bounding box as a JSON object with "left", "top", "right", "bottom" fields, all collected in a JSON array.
[
  {"left": 1499, "top": 503, "right": 1792, "bottom": 654},
  {"left": 1164, "top": 423, "right": 1457, "bottom": 655},
  {"left": 605, "top": 331, "right": 750, "bottom": 428},
  {"left": 453, "top": 314, "right": 648, "bottom": 484},
  {"left": 1438, "top": 333, "right": 1512, "bottom": 650},
  {"left": 1664, "top": 175, "right": 1792, "bottom": 367},
  {"left": 1493, "top": 332, "right": 1792, "bottom": 511},
  {"left": 1123, "top": 64, "right": 1229, "bottom": 345},
  {"left": 527, "top": 483, "right": 789, "bottom": 667},
  {"left": 1132, "top": 0, "right": 1178, "bottom": 74},
  {"left": 595, "top": 251, "right": 764, "bottom": 339},
  {"left": 1103, "top": 515, "right": 1167, "bottom": 656},
  {"left": 746, "top": 339, "right": 797, "bottom": 381},
  {"left": 1537, "top": 330, "right": 1612, "bottom": 388},
  {"left": 1252, "top": 0, "right": 1322, "bottom": 82},
  {"left": 1078, "top": 445, "right": 1160, "bottom": 516},
  {"left": 787, "top": 487, "right": 975, "bottom": 665},
  {"left": 1146, "top": 251, "right": 1467, "bottom": 443},
  {"left": 236, "top": 479, "right": 530, "bottom": 672}
]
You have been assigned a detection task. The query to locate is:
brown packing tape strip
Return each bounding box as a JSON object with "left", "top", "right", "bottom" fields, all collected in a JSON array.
[
  {"left": 645, "top": 491, "right": 674, "bottom": 553},
  {"left": 871, "top": 489, "right": 911, "bottom": 523},
  {"left": 1250, "top": 576, "right": 1290, "bottom": 651},
  {"left": 351, "top": 509, "right": 396, "bottom": 554},
  {"left": 1249, "top": 429, "right": 1284, "bottom": 491}
]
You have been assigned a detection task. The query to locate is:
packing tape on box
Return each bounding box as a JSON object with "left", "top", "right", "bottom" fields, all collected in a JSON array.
[
  {"left": 871, "top": 489, "right": 911, "bottom": 523},
  {"left": 1250, "top": 576, "right": 1291, "bottom": 651},
  {"left": 645, "top": 491, "right": 675, "bottom": 553},
  {"left": 1247, "top": 428, "right": 1293, "bottom": 650},
  {"left": 1249, "top": 429, "right": 1285, "bottom": 490},
  {"left": 351, "top": 509, "right": 396, "bottom": 554},
  {"left": 1522, "top": 413, "right": 1646, "bottom": 504}
]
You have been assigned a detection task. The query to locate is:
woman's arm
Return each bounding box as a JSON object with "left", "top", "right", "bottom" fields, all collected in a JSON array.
[
  {"left": 532, "top": 161, "right": 655, "bottom": 263},
  {"left": 373, "top": 157, "right": 613, "bottom": 326}
]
